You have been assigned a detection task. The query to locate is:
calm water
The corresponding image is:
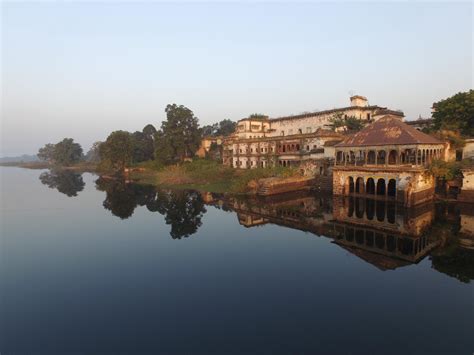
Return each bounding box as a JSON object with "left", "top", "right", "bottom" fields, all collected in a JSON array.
[{"left": 1, "top": 167, "right": 473, "bottom": 355}]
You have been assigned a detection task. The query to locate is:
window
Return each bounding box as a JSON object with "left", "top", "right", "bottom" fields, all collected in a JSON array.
[
  {"left": 250, "top": 148, "right": 253, "bottom": 153},
  {"left": 306, "top": 145, "right": 310, "bottom": 151},
  {"left": 239, "top": 149, "right": 242, "bottom": 153},
  {"left": 367, "top": 113, "right": 371, "bottom": 120}
]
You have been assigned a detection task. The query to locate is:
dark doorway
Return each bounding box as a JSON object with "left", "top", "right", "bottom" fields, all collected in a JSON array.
[
  {"left": 387, "top": 179, "right": 396, "bottom": 197},
  {"left": 366, "top": 178, "right": 375, "bottom": 194},
  {"left": 376, "top": 179, "right": 386, "bottom": 196}
]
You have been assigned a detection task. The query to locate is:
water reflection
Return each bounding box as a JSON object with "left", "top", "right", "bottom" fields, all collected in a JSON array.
[
  {"left": 96, "top": 177, "right": 206, "bottom": 239},
  {"left": 39, "top": 169, "right": 85, "bottom": 197},
  {"left": 38, "top": 170, "right": 474, "bottom": 282}
]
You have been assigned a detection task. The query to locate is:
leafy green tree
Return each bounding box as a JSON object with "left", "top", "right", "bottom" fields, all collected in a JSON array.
[
  {"left": 100, "top": 131, "right": 133, "bottom": 172},
  {"left": 155, "top": 104, "right": 201, "bottom": 164},
  {"left": 131, "top": 131, "right": 154, "bottom": 163},
  {"left": 37, "top": 143, "right": 56, "bottom": 162},
  {"left": 248, "top": 113, "right": 268, "bottom": 120},
  {"left": 202, "top": 119, "right": 236, "bottom": 137},
  {"left": 217, "top": 119, "right": 237, "bottom": 136},
  {"left": 52, "top": 138, "right": 83, "bottom": 166},
  {"left": 329, "top": 113, "right": 364, "bottom": 132},
  {"left": 202, "top": 123, "right": 219, "bottom": 137},
  {"left": 142, "top": 124, "right": 157, "bottom": 139},
  {"left": 432, "top": 90, "right": 474, "bottom": 137}
]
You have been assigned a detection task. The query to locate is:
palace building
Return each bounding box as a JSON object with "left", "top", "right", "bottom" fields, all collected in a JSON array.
[
  {"left": 222, "top": 96, "right": 403, "bottom": 169},
  {"left": 332, "top": 115, "right": 445, "bottom": 206}
]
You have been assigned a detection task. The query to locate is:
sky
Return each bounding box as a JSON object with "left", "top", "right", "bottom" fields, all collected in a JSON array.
[{"left": 1, "top": 1, "right": 472, "bottom": 156}]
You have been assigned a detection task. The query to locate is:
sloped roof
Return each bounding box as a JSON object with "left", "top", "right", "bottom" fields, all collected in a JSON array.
[{"left": 336, "top": 115, "right": 443, "bottom": 147}]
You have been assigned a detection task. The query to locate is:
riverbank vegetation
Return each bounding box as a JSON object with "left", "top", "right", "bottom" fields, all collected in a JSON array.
[
  {"left": 29, "top": 103, "right": 299, "bottom": 193},
  {"left": 21, "top": 89, "right": 474, "bottom": 193},
  {"left": 129, "top": 159, "right": 298, "bottom": 193}
]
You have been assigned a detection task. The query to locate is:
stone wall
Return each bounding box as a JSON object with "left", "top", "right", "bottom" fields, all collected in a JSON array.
[{"left": 332, "top": 166, "right": 436, "bottom": 207}]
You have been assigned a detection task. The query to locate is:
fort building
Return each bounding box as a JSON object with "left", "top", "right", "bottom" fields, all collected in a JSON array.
[
  {"left": 333, "top": 115, "right": 445, "bottom": 206},
  {"left": 222, "top": 96, "right": 403, "bottom": 169}
]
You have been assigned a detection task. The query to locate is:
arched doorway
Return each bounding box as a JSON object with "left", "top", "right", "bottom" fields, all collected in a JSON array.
[
  {"left": 388, "top": 150, "right": 397, "bottom": 165},
  {"left": 387, "top": 179, "right": 396, "bottom": 197},
  {"left": 366, "top": 178, "right": 375, "bottom": 194},
  {"left": 376, "top": 179, "right": 386, "bottom": 196},
  {"left": 346, "top": 176, "right": 354, "bottom": 194},
  {"left": 355, "top": 177, "right": 365, "bottom": 194},
  {"left": 367, "top": 151, "right": 376, "bottom": 164},
  {"left": 377, "top": 150, "right": 386, "bottom": 165}
]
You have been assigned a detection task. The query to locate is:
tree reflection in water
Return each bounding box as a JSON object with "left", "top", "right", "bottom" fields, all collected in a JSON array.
[
  {"left": 95, "top": 178, "right": 206, "bottom": 239},
  {"left": 39, "top": 169, "right": 85, "bottom": 197},
  {"left": 37, "top": 173, "right": 473, "bottom": 282}
]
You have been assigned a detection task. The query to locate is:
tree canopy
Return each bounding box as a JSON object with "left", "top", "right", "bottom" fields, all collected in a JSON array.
[
  {"left": 432, "top": 90, "right": 474, "bottom": 137},
  {"left": 329, "top": 113, "right": 364, "bottom": 132},
  {"left": 154, "top": 104, "right": 201, "bottom": 164},
  {"left": 37, "top": 139, "right": 83, "bottom": 166},
  {"left": 99, "top": 131, "right": 133, "bottom": 172},
  {"left": 202, "top": 119, "right": 236, "bottom": 137}
]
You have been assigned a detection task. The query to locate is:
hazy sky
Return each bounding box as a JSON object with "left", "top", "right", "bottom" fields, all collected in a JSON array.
[{"left": 1, "top": 1, "right": 472, "bottom": 156}]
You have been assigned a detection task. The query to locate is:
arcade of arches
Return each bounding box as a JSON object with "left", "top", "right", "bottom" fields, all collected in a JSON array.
[
  {"left": 335, "top": 145, "right": 444, "bottom": 166},
  {"left": 344, "top": 176, "right": 397, "bottom": 198}
]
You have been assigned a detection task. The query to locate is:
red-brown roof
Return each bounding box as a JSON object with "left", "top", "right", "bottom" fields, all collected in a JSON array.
[{"left": 336, "top": 115, "right": 443, "bottom": 147}]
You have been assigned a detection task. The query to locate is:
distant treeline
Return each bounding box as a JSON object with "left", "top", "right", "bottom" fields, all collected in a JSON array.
[{"left": 37, "top": 104, "right": 237, "bottom": 172}]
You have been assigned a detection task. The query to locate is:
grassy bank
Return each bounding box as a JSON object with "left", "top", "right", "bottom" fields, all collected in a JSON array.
[
  {"left": 3, "top": 158, "right": 299, "bottom": 194},
  {"left": 129, "top": 159, "right": 299, "bottom": 193}
]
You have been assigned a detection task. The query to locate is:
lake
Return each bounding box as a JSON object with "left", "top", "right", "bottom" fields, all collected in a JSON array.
[{"left": 1, "top": 167, "right": 473, "bottom": 354}]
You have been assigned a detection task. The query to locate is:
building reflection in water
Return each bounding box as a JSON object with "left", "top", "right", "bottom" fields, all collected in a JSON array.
[
  {"left": 330, "top": 196, "right": 439, "bottom": 269},
  {"left": 38, "top": 172, "right": 473, "bottom": 282},
  {"left": 202, "top": 191, "right": 473, "bottom": 279}
]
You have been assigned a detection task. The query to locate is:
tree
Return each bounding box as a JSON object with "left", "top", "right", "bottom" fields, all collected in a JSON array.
[
  {"left": 52, "top": 138, "right": 83, "bottom": 166},
  {"left": 201, "top": 123, "right": 219, "bottom": 137},
  {"left": 155, "top": 104, "right": 201, "bottom": 164},
  {"left": 329, "top": 113, "right": 364, "bottom": 132},
  {"left": 131, "top": 131, "right": 154, "bottom": 163},
  {"left": 85, "top": 141, "right": 103, "bottom": 163},
  {"left": 248, "top": 113, "right": 268, "bottom": 120},
  {"left": 202, "top": 119, "right": 236, "bottom": 137},
  {"left": 100, "top": 131, "right": 133, "bottom": 172},
  {"left": 37, "top": 143, "right": 56, "bottom": 162},
  {"left": 142, "top": 124, "right": 157, "bottom": 139},
  {"left": 432, "top": 90, "right": 474, "bottom": 137},
  {"left": 216, "top": 119, "right": 237, "bottom": 136}
]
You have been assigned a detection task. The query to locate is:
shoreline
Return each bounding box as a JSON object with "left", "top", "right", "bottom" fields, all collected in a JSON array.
[{"left": 3, "top": 161, "right": 474, "bottom": 203}]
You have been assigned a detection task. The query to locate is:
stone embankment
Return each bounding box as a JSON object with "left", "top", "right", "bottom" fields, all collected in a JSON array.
[{"left": 256, "top": 176, "right": 313, "bottom": 196}]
